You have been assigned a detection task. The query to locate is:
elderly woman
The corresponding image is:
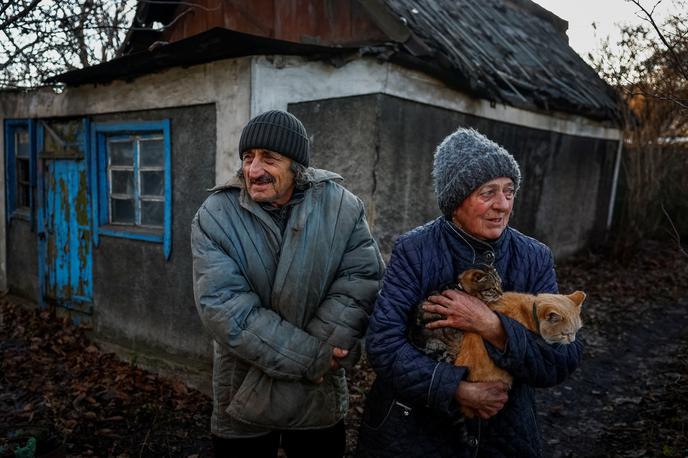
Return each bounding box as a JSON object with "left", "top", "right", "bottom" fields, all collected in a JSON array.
[{"left": 356, "top": 128, "right": 583, "bottom": 457}]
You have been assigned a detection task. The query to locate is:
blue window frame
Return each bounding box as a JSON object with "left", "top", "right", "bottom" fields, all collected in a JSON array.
[
  {"left": 4, "top": 119, "right": 36, "bottom": 222},
  {"left": 90, "top": 121, "right": 172, "bottom": 260}
]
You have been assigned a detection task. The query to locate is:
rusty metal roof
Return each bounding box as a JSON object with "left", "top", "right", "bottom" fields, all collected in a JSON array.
[{"left": 50, "top": 0, "right": 620, "bottom": 123}]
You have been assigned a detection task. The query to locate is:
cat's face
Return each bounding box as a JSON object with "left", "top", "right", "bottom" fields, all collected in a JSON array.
[
  {"left": 535, "top": 291, "right": 586, "bottom": 344},
  {"left": 458, "top": 267, "right": 503, "bottom": 303}
]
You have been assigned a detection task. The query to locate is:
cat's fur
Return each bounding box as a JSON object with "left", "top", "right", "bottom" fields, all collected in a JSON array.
[{"left": 410, "top": 267, "right": 586, "bottom": 417}]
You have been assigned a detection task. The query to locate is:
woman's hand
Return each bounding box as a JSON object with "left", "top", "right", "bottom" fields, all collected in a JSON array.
[
  {"left": 455, "top": 380, "right": 509, "bottom": 419},
  {"left": 424, "top": 289, "right": 506, "bottom": 350}
]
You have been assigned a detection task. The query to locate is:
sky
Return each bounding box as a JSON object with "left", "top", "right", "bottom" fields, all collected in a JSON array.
[{"left": 531, "top": 0, "right": 676, "bottom": 62}]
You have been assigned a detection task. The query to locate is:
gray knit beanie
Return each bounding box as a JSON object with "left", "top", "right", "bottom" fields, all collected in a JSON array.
[
  {"left": 432, "top": 128, "right": 521, "bottom": 218},
  {"left": 239, "top": 110, "right": 310, "bottom": 167}
]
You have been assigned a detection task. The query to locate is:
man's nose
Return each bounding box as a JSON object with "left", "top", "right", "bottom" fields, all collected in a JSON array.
[{"left": 247, "top": 158, "right": 265, "bottom": 178}]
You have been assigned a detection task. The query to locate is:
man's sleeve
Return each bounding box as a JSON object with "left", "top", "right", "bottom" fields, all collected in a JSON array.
[
  {"left": 305, "top": 204, "right": 385, "bottom": 370},
  {"left": 191, "top": 206, "right": 331, "bottom": 383}
]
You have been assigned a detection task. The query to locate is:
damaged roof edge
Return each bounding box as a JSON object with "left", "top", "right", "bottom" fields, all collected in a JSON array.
[{"left": 47, "top": 28, "right": 359, "bottom": 87}]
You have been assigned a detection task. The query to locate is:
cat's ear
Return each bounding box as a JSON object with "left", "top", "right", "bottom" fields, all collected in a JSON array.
[
  {"left": 472, "top": 270, "right": 487, "bottom": 283},
  {"left": 567, "top": 291, "right": 586, "bottom": 307},
  {"left": 546, "top": 311, "right": 562, "bottom": 323}
]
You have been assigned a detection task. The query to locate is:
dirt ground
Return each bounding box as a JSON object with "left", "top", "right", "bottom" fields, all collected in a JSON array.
[
  {"left": 1, "top": 239, "right": 687, "bottom": 457},
  {"left": 535, "top": 240, "right": 688, "bottom": 458}
]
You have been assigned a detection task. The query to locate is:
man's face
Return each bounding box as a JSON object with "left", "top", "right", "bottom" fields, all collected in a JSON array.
[
  {"left": 452, "top": 177, "right": 515, "bottom": 241},
  {"left": 242, "top": 148, "right": 295, "bottom": 206}
]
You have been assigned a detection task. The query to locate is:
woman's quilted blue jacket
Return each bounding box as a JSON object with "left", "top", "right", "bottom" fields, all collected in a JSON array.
[{"left": 358, "top": 217, "right": 583, "bottom": 457}]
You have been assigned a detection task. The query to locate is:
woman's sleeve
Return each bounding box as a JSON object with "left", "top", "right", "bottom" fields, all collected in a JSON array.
[
  {"left": 365, "top": 239, "right": 466, "bottom": 415},
  {"left": 486, "top": 245, "right": 583, "bottom": 387}
]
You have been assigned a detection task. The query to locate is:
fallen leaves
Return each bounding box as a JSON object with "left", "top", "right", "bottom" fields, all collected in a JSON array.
[{"left": 0, "top": 300, "right": 213, "bottom": 456}]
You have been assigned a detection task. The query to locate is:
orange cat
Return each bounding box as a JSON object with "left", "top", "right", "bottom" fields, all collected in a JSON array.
[{"left": 454, "top": 268, "right": 585, "bottom": 417}]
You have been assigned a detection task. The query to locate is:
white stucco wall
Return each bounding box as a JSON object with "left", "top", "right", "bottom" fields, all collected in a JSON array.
[
  {"left": 248, "top": 55, "right": 623, "bottom": 259},
  {"left": 249, "top": 55, "right": 622, "bottom": 142}
]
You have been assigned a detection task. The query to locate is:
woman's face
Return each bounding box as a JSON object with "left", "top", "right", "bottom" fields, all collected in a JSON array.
[{"left": 452, "top": 177, "right": 515, "bottom": 241}]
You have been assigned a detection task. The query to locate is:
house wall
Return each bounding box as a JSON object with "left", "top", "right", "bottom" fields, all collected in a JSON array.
[
  {"left": 292, "top": 93, "right": 619, "bottom": 259},
  {"left": 0, "top": 58, "right": 252, "bottom": 299},
  {"left": 249, "top": 56, "right": 623, "bottom": 258},
  {"left": 0, "top": 53, "right": 621, "bottom": 384},
  {"left": 0, "top": 60, "right": 252, "bottom": 386},
  {"left": 6, "top": 219, "right": 39, "bottom": 299},
  {"left": 89, "top": 104, "right": 215, "bottom": 368}
]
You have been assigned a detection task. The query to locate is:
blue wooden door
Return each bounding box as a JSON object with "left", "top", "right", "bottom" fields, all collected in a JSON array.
[{"left": 37, "top": 119, "right": 93, "bottom": 312}]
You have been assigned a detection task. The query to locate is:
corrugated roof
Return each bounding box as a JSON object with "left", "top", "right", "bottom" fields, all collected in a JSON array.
[{"left": 377, "top": 0, "right": 619, "bottom": 121}]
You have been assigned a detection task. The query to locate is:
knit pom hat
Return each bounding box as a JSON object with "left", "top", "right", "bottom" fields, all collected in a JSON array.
[
  {"left": 432, "top": 128, "right": 521, "bottom": 218},
  {"left": 239, "top": 110, "right": 310, "bottom": 167}
]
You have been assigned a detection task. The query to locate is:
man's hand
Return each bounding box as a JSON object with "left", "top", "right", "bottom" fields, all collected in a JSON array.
[
  {"left": 314, "top": 347, "right": 349, "bottom": 384},
  {"left": 423, "top": 289, "right": 506, "bottom": 350},
  {"left": 455, "top": 380, "right": 509, "bottom": 419},
  {"left": 330, "top": 347, "right": 349, "bottom": 370}
]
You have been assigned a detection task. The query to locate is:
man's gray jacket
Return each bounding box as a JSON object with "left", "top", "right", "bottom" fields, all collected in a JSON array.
[{"left": 191, "top": 168, "right": 384, "bottom": 437}]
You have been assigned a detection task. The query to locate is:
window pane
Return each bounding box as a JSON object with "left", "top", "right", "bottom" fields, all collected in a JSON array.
[
  {"left": 111, "top": 170, "right": 134, "bottom": 195},
  {"left": 15, "top": 157, "right": 30, "bottom": 208},
  {"left": 109, "top": 140, "right": 134, "bottom": 166},
  {"left": 111, "top": 198, "right": 135, "bottom": 224},
  {"left": 15, "top": 128, "right": 29, "bottom": 158},
  {"left": 141, "top": 200, "right": 164, "bottom": 227},
  {"left": 141, "top": 171, "right": 164, "bottom": 196},
  {"left": 139, "top": 138, "right": 164, "bottom": 167},
  {"left": 17, "top": 184, "right": 30, "bottom": 209},
  {"left": 16, "top": 158, "right": 30, "bottom": 183}
]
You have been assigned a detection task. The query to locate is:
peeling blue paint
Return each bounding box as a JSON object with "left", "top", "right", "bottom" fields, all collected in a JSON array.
[{"left": 37, "top": 119, "right": 93, "bottom": 314}]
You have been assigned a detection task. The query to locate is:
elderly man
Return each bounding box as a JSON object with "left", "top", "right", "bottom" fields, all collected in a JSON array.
[
  {"left": 356, "top": 128, "right": 583, "bottom": 457},
  {"left": 191, "top": 110, "right": 384, "bottom": 458}
]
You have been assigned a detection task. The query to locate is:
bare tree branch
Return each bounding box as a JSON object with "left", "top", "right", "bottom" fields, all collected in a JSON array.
[
  {"left": 0, "top": 35, "right": 39, "bottom": 71},
  {"left": 0, "top": 0, "right": 42, "bottom": 30},
  {"left": 0, "top": 0, "right": 136, "bottom": 88},
  {"left": 661, "top": 204, "right": 688, "bottom": 257},
  {"left": 595, "top": 1, "right": 688, "bottom": 255},
  {"left": 628, "top": 0, "right": 688, "bottom": 81}
]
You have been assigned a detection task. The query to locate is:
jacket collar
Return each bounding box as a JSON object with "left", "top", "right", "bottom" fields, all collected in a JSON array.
[
  {"left": 208, "top": 167, "right": 343, "bottom": 193},
  {"left": 441, "top": 217, "right": 510, "bottom": 266},
  {"left": 209, "top": 168, "right": 343, "bottom": 240}
]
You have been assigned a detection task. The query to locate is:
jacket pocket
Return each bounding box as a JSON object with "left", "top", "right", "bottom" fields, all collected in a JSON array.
[
  {"left": 362, "top": 398, "right": 413, "bottom": 431},
  {"left": 357, "top": 398, "right": 418, "bottom": 458},
  {"left": 227, "top": 366, "right": 347, "bottom": 429}
]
